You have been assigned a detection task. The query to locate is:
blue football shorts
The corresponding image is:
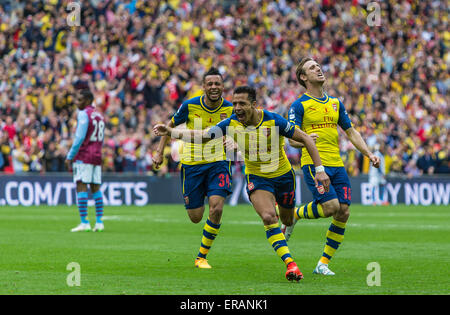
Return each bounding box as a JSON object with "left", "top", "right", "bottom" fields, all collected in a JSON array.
[
  {"left": 302, "top": 165, "right": 352, "bottom": 205},
  {"left": 245, "top": 169, "right": 296, "bottom": 209},
  {"left": 180, "top": 161, "right": 232, "bottom": 209}
]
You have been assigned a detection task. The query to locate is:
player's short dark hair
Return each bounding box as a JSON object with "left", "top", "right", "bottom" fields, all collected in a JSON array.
[
  {"left": 295, "top": 57, "right": 314, "bottom": 88},
  {"left": 202, "top": 67, "right": 223, "bottom": 83},
  {"left": 233, "top": 85, "right": 256, "bottom": 103},
  {"left": 79, "top": 88, "right": 94, "bottom": 103}
]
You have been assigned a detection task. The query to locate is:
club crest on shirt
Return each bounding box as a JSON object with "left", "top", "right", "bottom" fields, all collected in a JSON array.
[
  {"left": 262, "top": 127, "right": 271, "bottom": 137},
  {"left": 220, "top": 113, "right": 228, "bottom": 120},
  {"left": 332, "top": 103, "right": 338, "bottom": 112}
]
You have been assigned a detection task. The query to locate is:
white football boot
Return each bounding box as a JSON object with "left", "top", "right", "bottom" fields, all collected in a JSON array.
[
  {"left": 71, "top": 222, "right": 91, "bottom": 232},
  {"left": 313, "top": 262, "right": 335, "bottom": 276},
  {"left": 93, "top": 222, "right": 104, "bottom": 232}
]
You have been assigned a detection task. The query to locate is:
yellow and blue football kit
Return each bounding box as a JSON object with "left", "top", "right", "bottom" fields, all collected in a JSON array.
[
  {"left": 289, "top": 93, "right": 352, "bottom": 266},
  {"left": 209, "top": 109, "right": 297, "bottom": 267},
  {"left": 209, "top": 109, "right": 297, "bottom": 209},
  {"left": 171, "top": 95, "right": 233, "bottom": 263},
  {"left": 171, "top": 95, "right": 234, "bottom": 209},
  {"left": 289, "top": 93, "right": 353, "bottom": 205}
]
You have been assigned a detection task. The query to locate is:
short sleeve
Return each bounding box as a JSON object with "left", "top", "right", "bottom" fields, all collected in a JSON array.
[
  {"left": 337, "top": 99, "right": 352, "bottom": 130},
  {"left": 207, "top": 117, "right": 231, "bottom": 139},
  {"left": 288, "top": 100, "right": 304, "bottom": 128},
  {"left": 171, "top": 102, "right": 189, "bottom": 126},
  {"left": 273, "top": 113, "right": 295, "bottom": 138}
]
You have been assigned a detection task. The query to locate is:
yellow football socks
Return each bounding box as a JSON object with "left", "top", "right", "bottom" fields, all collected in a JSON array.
[
  {"left": 294, "top": 201, "right": 325, "bottom": 220},
  {"left": 319, "top": 219, "right": 346, "bottom": 264},
  {"left": 265, "top": 223, "right": 294, "bottom": 265},
  {"left": 197, "top": 218, "right": 221, "bottom": 259}
]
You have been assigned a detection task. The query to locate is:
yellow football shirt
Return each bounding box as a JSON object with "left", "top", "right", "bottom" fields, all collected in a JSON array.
[
  {"left": 208, "top": 110, "right": 295, "bottom": 178},
  {"left": 288, "top": 93, "right": 353, "bottom": 167},
  {"left": 171, "top": 96, "right": 233, "bottom": 165}
]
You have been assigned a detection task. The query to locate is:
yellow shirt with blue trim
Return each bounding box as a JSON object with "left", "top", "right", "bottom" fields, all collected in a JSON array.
[
  {"left": 288, "top": 93, "right": 352, "bottom": 167},
  {"left": 208, "top": 110, "right": 295, "bottom": 178},
  {"left": 171, "top": 95, "right": 233, "bottom": 165}
]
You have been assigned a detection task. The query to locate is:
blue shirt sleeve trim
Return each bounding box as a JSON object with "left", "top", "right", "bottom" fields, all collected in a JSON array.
[
  {"left": 172, "top": 101, "right": 189, "bottom": 126},
  {"left": 272, "top": 112, "right": 295, "bottom": 138},
  {"left": 289, "top": 100, "right": 304, "bottom": 128},
  {"left": 337, "top": 99, "right": 352, "bottom": 130}
]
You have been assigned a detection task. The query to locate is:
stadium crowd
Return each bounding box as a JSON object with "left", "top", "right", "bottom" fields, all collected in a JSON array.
[{"left": 0, "top": 0, "right": 448, "bottom": 178}]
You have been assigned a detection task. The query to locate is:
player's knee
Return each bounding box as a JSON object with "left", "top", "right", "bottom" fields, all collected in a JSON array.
[
  {"left": 279, "top": 211, "right": 293, "bottom": 226},
  {"left": 208, "top": 198, "right": 224, "bottom": 221},
  {"left": 260, "top": 212, "right": 278, "bottom": 226},
  {"left": 188, "top": 215, "right": 202, "bottom": 224},
  {"left": 76, "top": 181, "right": 88, "bottom": 192},
  {"left": 322, "top": 199, "right": 340, "bottom": 217},
  {"left": 209, "top": 207, "right": 223, "bottom": 223},
  {"left": 90, "top": 184, "right": 100, "bottom": 193},
  {"left": 187, "top": 207, "right": 204, "bottom": 224},
  {"left": 209, "top": 202, "right": 223, "bottom": 214},
  {"left": 336, "top": 205, "right": 350, "bottom": 222}
]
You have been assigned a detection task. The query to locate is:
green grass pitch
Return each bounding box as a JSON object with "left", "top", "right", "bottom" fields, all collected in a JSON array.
[{"left": 0, "top": 204, "right": 448, "bottom": 295}]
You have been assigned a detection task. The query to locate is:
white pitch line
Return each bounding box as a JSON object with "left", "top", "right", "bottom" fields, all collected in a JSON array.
[{"left": 102, "top": 215, "right": 449, "bottom": 230}]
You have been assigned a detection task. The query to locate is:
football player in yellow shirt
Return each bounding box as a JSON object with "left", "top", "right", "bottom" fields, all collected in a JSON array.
[
  {"left": 152, "top": 68, "right": 233, "bottom": 269},
  {"left": 282, "top": 58, "right": 380, "bottom": 276},
  {"left": 153, "top": 85, "right": 330, "bottom": 282}
]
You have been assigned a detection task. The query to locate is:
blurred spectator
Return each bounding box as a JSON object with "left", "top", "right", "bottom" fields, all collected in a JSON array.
[
  {"left": 417, "top": 145, "right": 437, "bottom": 175},
  {"left": 0, "top": 0, "right": 447, "bottom": 178},
  {"left": 404, "top": 158, "right": 422, "bottom": 179}
]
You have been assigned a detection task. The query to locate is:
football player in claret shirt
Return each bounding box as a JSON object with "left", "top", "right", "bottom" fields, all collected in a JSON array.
[
  {"left": 153, "top": 85, "right": 330, "bottom": 282},
  {"left": 282, "top": 58, "right": 380, "bottom": 275},
  {"left": 152, "top": 68, "right": 234, "bottom": 269},
  {"left": 66, "top": 88, "right": 105, "bottom": 233}
]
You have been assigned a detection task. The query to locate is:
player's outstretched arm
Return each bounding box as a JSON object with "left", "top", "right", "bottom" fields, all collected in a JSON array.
[
  {"left": 290, "top": 128, "right": 330, "bottom": 192},
  {"left": 288, "top": 133, "right": 318, "bottom": 148},
  {"left": 345, "top": 127, "right": 380, "bottom": 168},
  {"left": 152, "top": 120, "right": 175, "bottom": 168},
  {"left": 288, "top": 138, "right": 303, "bottom": 148},
  {"left": 153, "top": 124, "right": 212, "bottom": 143}
]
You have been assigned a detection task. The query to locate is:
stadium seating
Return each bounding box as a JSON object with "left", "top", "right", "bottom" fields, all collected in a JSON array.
[{"left": 0, "top": 0, "right": 448, "bottom": 176}]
